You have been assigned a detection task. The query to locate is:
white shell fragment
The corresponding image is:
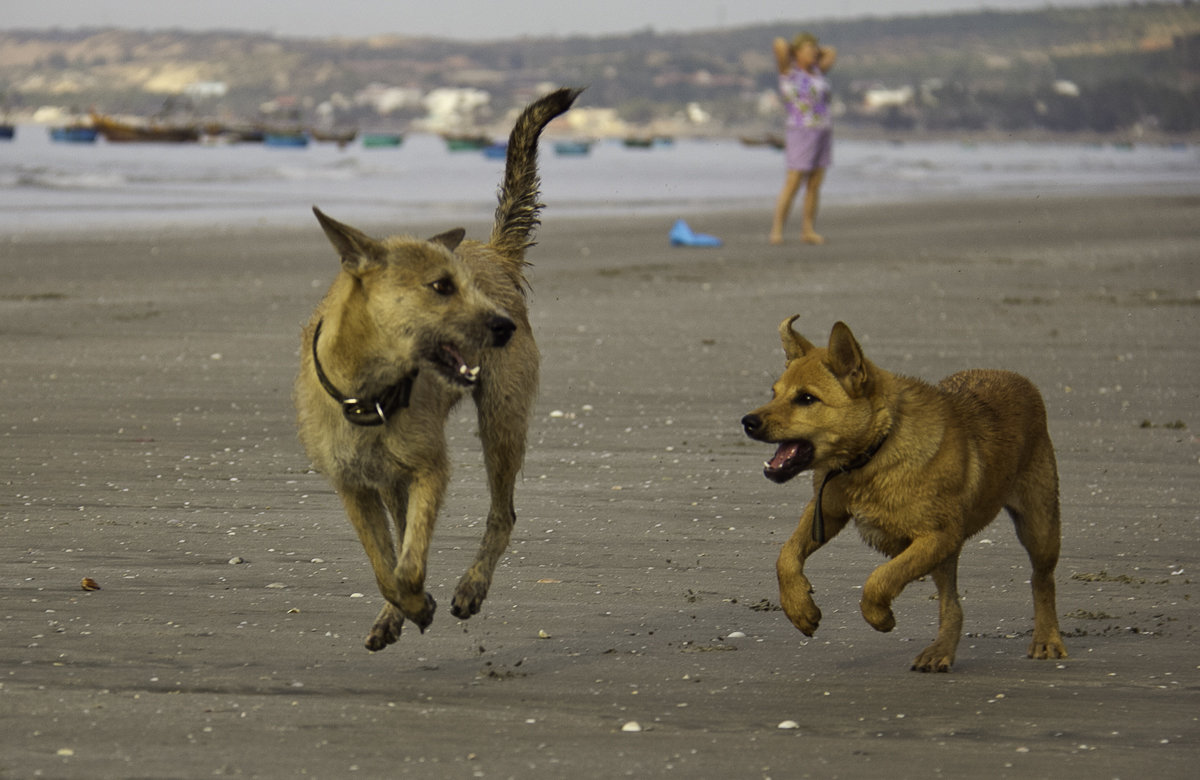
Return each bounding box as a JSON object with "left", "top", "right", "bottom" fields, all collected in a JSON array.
[
  {"left": 621, "top": 721, "right": 643, "bottom": 732},
  {"left": 778, "top": 720, "right": 800, "bottom": 730}
]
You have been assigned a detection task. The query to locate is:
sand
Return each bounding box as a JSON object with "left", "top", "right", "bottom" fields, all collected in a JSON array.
[{"left": 1, "top": 194, "right": 1198, "bottom": 778}]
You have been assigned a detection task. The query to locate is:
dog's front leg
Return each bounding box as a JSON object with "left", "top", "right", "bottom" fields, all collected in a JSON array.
[
  {"left": 338, "top": 487, "right": 406, "bottom": 650},
  {"left": 452, "top": 380, "right": 531, "bottom": 619},
  {"left": 777, "top": 501, "right": 848, "bottom": 636},
  {"left": 390, "top": 468, "right": 446, "bottom": 632},
  {"left": 451, "top": 496, "right": 515, "bottom": 620},
  {"left": 861, "top": 532, "right": 957, "bottom": 634}
]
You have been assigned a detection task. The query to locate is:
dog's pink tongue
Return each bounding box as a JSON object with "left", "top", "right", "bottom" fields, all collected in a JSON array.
[
  {"left": 768, "top": 442, "right": 801, "bottom": 469},
  {"left": 442, "top": 344, "right": 468, "bottom": 370}
]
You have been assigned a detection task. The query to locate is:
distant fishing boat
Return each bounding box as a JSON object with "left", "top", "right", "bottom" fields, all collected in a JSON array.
[
  {"left": 49, "top": 125, "right": 99, "bottom": 143},
  {"left": 264, "top": 131, "right": 310, "bottom": 148},
  {"left": 482, "top": 142, "right": 507, "bottom": 159},
  {"left": 198, "top": 122, "right": 264, "bottom": 144},
  {"left": 361, "top": 132, "right": 404, "bottom": 148},
  {"left": 622, "top": 136, "right": 654, "bottom": 148},
  {"left": 442, "top": 133, "right": 491, "bottom": 151},
  {"left": 553, "top": 140, "right": 592, "bottom": 156},
  {"left": 311, "top": 128, "right": 358, "bottom": 147},
  {"left": 90, "top": 112, "right": 200, "bottom": 143},
  {"left": 739, "top": 134, "right": 784, "bottom": 150},
  {"left": 0, "top": 124, "right": 14, "bottom": 140}
]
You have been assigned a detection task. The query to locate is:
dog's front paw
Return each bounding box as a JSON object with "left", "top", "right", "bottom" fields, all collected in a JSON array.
[
  {"left": 365, "top": 603, "right": 404, "bottom": 651},
  {"left": 860, "top": 599, "right": 896, "bottom": 633},
  {"left": 450, "top": 574, "right": 489, "bottom": 619},
  {"left": 780, "top": 593, "right": 822, "bottom": 636},
  {"left": 401, "top": 591, "right": 437, "bottom": 633},
  {"left": 911, "top": 643, "right": 955, "bottom": 673}
]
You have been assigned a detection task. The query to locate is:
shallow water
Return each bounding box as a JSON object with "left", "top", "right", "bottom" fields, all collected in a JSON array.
[{"left": 1, "top": 126, "right": 1196, "bottom": 233}]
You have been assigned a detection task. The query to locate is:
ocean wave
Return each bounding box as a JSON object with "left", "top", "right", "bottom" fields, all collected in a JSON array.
[
  {"left": 10, "top": 167, "right": 128, "bottom": 189},
  {"left": 0, "top": 134, "right": 1195, "bottom": 233}
]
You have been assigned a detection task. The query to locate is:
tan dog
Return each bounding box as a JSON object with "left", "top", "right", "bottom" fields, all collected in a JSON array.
[
  {"left": 741, "top": 317, "right": 1067, "bottom": 671},
  {"left": 295, "top": 88, "right": 581, "bottom": 651}
]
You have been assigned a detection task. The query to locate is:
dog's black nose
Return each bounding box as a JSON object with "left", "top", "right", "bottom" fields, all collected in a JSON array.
[
  {"left": 741, "top": 414, "right": 763, "bottom": 436},
  {"left": 489, "top": 315, "right": 517, "bottom": 347}
]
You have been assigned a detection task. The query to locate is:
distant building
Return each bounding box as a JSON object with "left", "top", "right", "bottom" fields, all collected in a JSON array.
[
  {"left": 354, "top": 83, "right": 424, "bottom": 115},
  {"left": 421, "top": 87, "right": 492, "bottom": 132},
  {"left": 1053, "top": 80, "right": 1081, "bottom": 97},
  {"left": 184, "top": 81, "right": 228, "bottom": 99},
  {"left": 863, "top": 85, "right": 915, "bottom": 112},
  {"left": 562, "top": 106, "right": 628, "bottom": 138}
]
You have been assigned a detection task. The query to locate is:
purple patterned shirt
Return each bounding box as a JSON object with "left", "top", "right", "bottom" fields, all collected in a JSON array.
[{"left": 780, "top": 67, "right": 832, "bottom": 129}]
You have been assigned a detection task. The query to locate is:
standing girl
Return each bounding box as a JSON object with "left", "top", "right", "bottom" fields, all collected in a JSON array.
[{"left": 770, "top": 33, "right": 837, "bottom": 246}]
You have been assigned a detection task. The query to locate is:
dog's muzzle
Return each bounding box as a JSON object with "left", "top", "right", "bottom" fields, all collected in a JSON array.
[
  {"left": 742, "top": 413, "right": 815, "bottom": 484},
  {"left": 741, "top": 413, "right": 765, "bottom": 438},
  {"left": 489, "top": 314, "right": 516, "bottom": 347}
]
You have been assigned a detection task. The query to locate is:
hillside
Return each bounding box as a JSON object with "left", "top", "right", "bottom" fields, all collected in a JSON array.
[{"left": 2, "top": 2, "right": 1198, "bottom": 136}]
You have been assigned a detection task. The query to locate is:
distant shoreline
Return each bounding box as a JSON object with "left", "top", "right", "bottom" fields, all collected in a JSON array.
[{"left": 7, "top": 116, "right": 1196, "bottom": 147}]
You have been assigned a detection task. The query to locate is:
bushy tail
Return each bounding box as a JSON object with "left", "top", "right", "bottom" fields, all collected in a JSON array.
[{"left": 490, "top": 87, "right": 583, "bottom": 262}]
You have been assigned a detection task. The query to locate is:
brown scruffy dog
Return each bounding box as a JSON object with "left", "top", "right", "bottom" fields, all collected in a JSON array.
[
  {"left": 741, "top": 316, "right": 1067, "bottom": 671},
  {"left": 295, "top": 88, "right": 581, "bottom": 651}
]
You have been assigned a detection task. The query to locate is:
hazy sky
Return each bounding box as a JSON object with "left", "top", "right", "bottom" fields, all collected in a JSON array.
[{"left": 5, "top": 0, "right": 1118, "bottom": 40}]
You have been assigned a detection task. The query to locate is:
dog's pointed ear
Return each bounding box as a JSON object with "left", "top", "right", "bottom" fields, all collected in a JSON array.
[
  {"left": 313, "top": 206, "right": 384, "bottom": 275},
  {"left": 780, "top": 315, "right": 816, "bottom": 362},
  {"left": 427, "top": 228, "right": 466, "bottom": 252},
  {"left": 827, "top": 321, "right": 870, "bottom": 393}
]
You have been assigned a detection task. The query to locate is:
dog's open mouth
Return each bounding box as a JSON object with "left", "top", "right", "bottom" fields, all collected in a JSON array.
[
  {"left": 763, "top": 440, "right": 815, "bottom": 484},
  {"left": 430, "top": 343, "right": 481, "bottom": 387}
]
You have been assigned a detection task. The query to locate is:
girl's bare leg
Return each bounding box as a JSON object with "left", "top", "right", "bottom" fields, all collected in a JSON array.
[
  {"left": 770, "top": 170, "right": 805, "bottom": 244},
  {"left": 801, "top": 167, "right": 825, "bottom": 244}
]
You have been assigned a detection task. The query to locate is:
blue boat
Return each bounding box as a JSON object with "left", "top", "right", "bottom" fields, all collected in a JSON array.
[
  {"left": 264, "top": 132, "right": 309, "bottom": 148},
  {"left": 0, "top": 124, "right": 14, "bottom": 140},
  {"left": 49, "top": 126, "right": 99, "bottom": 143},
  {"left": 482, "top": 142, "right": 508, "bottom": 159}
]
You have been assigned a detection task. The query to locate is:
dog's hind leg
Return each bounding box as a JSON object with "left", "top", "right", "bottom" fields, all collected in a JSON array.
[
  {"left": 1009, "top": 440, "right": 1067, "bottom": 660},
  {"left": 911, "top": 554, "right": 965, "bottom": 672}
]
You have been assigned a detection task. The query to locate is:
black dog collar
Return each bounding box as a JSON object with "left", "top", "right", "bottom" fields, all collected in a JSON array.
[
  {"left": 812, "top": 434, "right": 889, "bottom": 544},
  {"left": 311, "top": 319, "right": 416, "bottom": 427}
]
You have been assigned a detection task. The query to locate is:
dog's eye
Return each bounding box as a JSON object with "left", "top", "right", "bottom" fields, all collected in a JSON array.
[
  {"left": 793, "top": 392, "right": 819, "bottom": 406},
  {"left": 429, "top": 277, "right": 456, "bottom": 296}
]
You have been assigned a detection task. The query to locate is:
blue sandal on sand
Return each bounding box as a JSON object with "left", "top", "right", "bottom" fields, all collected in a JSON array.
[{"left": 669, "top": 218, "right": 723, "bottom": 247}]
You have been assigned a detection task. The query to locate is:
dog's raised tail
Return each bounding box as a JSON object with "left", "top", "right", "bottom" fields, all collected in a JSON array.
[{"left": 490, "top": 87, "right": 583, "bottom": 262}]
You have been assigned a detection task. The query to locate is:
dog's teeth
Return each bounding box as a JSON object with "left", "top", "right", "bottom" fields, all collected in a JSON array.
[
  {"left": 458, "top": 364, "right": 469, "bottom": 376},
  {"left": 468, "top": 366, "right": 481, "bottom": 379},
  {"left": 763, "top": 461, "right": 772, "bottom": 469}
]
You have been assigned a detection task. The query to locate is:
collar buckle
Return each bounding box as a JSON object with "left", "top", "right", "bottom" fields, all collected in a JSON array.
[
  {"left": 313, "top": 319, "right": 413, "bottom": 428},
  {"left": 341, "top": 398, "right": 387, "bottom": 426}
]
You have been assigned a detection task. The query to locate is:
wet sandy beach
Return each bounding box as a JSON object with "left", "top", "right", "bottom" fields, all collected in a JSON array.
[{"left": 1, "top": 194, "right": 1197, "bottom": 778}]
